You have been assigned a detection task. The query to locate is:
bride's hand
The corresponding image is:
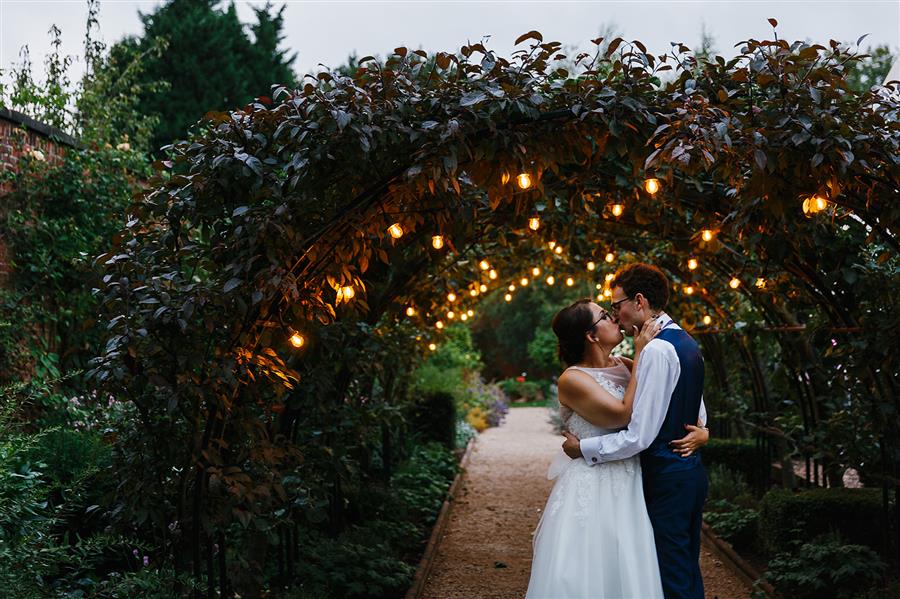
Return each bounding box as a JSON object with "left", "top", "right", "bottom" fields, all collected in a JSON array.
[
  {"left": 633, "top": 319, "right": 663, "bottom": 355},
  {"left": 669, "top": 424, "right": 709, "bottom": 457}
]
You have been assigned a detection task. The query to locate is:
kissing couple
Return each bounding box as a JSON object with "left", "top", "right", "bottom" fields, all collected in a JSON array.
[{"left": 526, "top": 263, "right": 710, "bottom": 599}]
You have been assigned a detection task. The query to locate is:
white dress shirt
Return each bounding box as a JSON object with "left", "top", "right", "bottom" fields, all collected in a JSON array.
[{"left": 580, "top": 313, "right": 707, "bottom": 466}]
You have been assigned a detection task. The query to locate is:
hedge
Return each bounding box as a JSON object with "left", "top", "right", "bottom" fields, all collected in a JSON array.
[{"left": 701, "top": 438, "right": 767, "bottom": 491}]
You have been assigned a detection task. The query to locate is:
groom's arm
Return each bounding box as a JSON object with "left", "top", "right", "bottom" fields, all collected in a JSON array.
[{"left": 579, "top": 341, "right": 680, "bottom": 465}]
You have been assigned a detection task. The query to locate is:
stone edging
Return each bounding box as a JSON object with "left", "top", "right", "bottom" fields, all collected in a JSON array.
[
  {"left": 701, "top": 521, "right": 775, "bottom": 597},
  {"left": 404, "top": 436, "right": 477, "bottom": 599}
]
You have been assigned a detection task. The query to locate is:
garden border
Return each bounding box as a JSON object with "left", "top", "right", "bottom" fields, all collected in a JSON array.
[
  {"left": 404, "top": 436, "right": 477, "bottom": 599},
  {"left": 701, "top": 521, "right": 774, "bottom": 597}
]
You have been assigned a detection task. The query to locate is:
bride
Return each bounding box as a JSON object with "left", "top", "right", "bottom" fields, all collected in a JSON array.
[{"left": 525, "top": 299, "right": 709, "bottom": 598}]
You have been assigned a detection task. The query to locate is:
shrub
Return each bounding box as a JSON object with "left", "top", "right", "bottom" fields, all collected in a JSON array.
[
  {"left": 758, "top": 488, "right": 886, "bottom": 555},
  {"left": 465, "top": 406, "right": 489, "bottom": 432},
  {"left": 498, "top": 378, "right": 543, "bottom": 402},
  {"left": 409, "top": 391, "right": 456, "bottom": 448},
  {"left": 706, "top": 463, "right": 755, "bottom": 507},
  {"left": 761, "top": 534, "right": 887, "bottom": 599},
  {"left": 704, "top": 500, "right": 759, "bottom": 551},
  {"left": 391, "top": 442, "right": 458, "bottom": 526},
  {"left": 702, "top": 438, "right": 766, "bottom": 491}
]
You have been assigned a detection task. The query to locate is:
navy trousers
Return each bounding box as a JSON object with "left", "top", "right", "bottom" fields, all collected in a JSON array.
[{"left": 642, "top": 464, "right": 709, "bottom": 599}]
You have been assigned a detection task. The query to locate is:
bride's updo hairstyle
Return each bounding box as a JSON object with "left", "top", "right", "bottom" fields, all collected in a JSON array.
[{"left": 551, "top": 299, "right": 595, "bottom": 367}]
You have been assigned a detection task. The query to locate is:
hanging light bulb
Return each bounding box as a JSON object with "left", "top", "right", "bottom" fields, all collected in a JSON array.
[
  {"left": 801, "top": 195, "right": 829, "bottom": 216},
  {"left": 447, "top": 311, "right": 456, "bottom": 319},
  {"left": 432, "top": 235, "right": 445, "bottom": 249},
  {"left": 532, "top": 267, "right": 541, "bottom": 276},
  {"left": 338, "top": 285, "right": 355, "bottom": 301},
  {"left": 479, "top": 284, "right": 488, "bottom": 293},
  {"left": 587, "top": 261, "right": 596, "bottom": 271},
  {"left": 508, "top": 284, "right": 516, "bottom": 292},
  {"left": 501, "top": 171, "right": 511, "bottom": 185},
  {"left": 469, "top": 288, "right": 478, "bottom": 297},
  {"left": 684, "top": 285, "right": 695, "bottom": 295},
  {"left": 605, "top": 273, "right": 615, "bottom": 283},
  {"left": 520, "top": 277, "right": 529, "bottom": 286},
  {"left": 405, "top": 306, "right": 416, "bottom": 317},
  {"left": 644, "top": 177, "right": 660, "bottom": 195},
  {"left": 388, "top": 223, "right": 403, "bottom": 239},
  {"left": 597, "top": 293, "right": 604, "bottom": 300},
  {"left": 516, "top": 172, "right": 533, "bottom": 189},
  {"left": 528, "top": 217, "right": 540, "bottom": 230},
  {"left": 554, "top": 245, "right": 563, "bottom": 254},
  {"left": 460, "top": 313, "right": 468, "bottom": 321},
  {"left": 605, "top": 252, "right": 615, "bottom": 263},
  {"left": 596, "top": 283, "right": 603, "bottom": 290},
  {"left": 504, "top": 293, "right": 513, "bottom": 302},
  {"left": 603, "top": 288, "right": 612, "bottom": 298},
  {"left": 447, "top": 292, "right": 457, "bottom": 303},
  {"left": 489, "top": 269, "right": 498, "bottom": 280},
  {"left": 546, "top": 275, "right": 555, "bottom": 286},
  {"left": 565, "top": 277, "right": 575, "bottom": 287},
  {"left": 428, "top": 342, "right": 437, "bottom": 351},
  {"left": 755, "top": 277, "right": 767, "bottom": 289},
  {"left": 548, "top": 241, "right": 557, "bottom": 250},
  {"left": 289, "top": 332, "right": 305, "bottom": 348},
  {"left": 688, "top": 258, "right": 698, "bottom": 270},
  {"left": 702, "top": 315, "right": 712, "bottom": 325},
  {"left": 467, "top": 309, "right": 474, "bottom": 317},
  {"left": 729, "top": 277, "right": 741, "bottom": 289},
  {"left": 610, "top": 203, "right": 625, "bottom": 217},
  {"left": 435, "top": 321, "right": 444, "bottom": 330},
  {"left": 701, "top": 229, "right": 715, "bottom": 242},
  {"left": 479, "top": 259, "right": 490, "bottom": 271}
]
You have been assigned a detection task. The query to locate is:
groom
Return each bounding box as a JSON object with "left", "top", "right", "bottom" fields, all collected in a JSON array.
[{"left": 562, "top": 263, "right": 709, "bottom": 599}]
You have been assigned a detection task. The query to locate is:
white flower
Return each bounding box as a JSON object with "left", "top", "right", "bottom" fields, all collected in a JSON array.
[{"left": 116, "top": 142, "right": 131, "bottom": 151}]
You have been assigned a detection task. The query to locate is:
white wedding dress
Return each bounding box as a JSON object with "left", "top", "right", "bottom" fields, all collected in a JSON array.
[{"left": 525, "top": 361, "right": 664, "bottom": 599}]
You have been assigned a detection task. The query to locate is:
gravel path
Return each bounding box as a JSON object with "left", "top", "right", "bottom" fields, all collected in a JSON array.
[{"left": 421, "top": 407, "right": 752, "bottom": 599}]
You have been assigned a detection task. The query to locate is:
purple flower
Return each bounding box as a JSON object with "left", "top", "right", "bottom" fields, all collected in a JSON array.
[{"left": 143, "top": 555, "right": 149, "bottom": 567}]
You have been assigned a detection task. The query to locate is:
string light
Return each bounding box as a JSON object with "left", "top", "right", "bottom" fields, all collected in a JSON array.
[
  {"left": 532, "top": 267, "right": 541, "bottom": 276},
  {"left": 548, "top": 241, "right": 557, "bottom": 249},
  {"left": 467, "top": 309, "right": 474, "bottom": 317},
  {"left": 447, "top": 311, "right": 456, "bottom": 319},
  {"left": 405, "top": 306, "right": 416, "bottom": 317},
  {"left": 447, "top": 292, "right": 457, "bottom": 303},
  {"left": 688, "top": 258, "right": 699, "bottom": 270},
  {"left": 603, "top": 288, "right": 612, "bottom": 298},
  {"left": 289, "top": 332, "right": 305, "bottom": 348},
  {"left": 597, "top": 293, "right": 604, "bottom": 301},
  {"left": 388, "top": 223, "right": 404, "bottom": 239},
  {"left": 565, "top": 277, "right": 575, "bottom": 287},
  {"left": 605, "top": 273, "right": 615, "bottom": 283},
  {"left": 432, "top": 235, "right": 444, "bottom": 249},
  {"left": 802, "top": 195, "right": 829, "bottom": 216},
  {"left": 729, "top": 277, "right": 741, "bottom": 289},
  {"left": 504, "top": 293, "right": 512, "bottom": 302},
  {"left": 528, "top": 217, "right": 540, "bottom": 230},
  {"left": 435, "top": 321, "right": 444, "bottom": 330},
  {"left": 489, "top": 269, "right": 498, "bottom": 280},
  {"left": 684, "top": 285, "right": 695, "bottom": 295},
  {"left": 479, "top": 284, "right": 488, "bottom": 293},
  {"left": 479, "top": 260, "right": 490, "bottom": 270},
  {"left": 520, "top": 277, "right": 529, "bottom": 286},
  {"left": 644, "top": 177, "right": 660, "bottom": 195},
  {"left": 587, "top": 261, "right": 596, "bottom": 271},
  {"left": 755, "top": 277, "right": 767, "bottom": 289},
  {"left": 605, "top": 252, "right": 615, "bottom": 263},
  {"left": 554, "top": 245, "right": 563, "bottom": 254},
  {"left": 508, "top": 284, "right": 516, "bottom": 292},
  {"left": 517, "top": 173, "right": 533, "bottom": 189},
  {"left": 469, "top": 288, "right": 478, "bottom": 297},
  {"left": 460, "top": 313, "right": 468, "bottom": 321},
  {"left": 701, "top": 229, "right": 715, "bottom": 242},
  {"left": 501, "top": 171, "right": 511, "bottom": 185},
  {"left": 610, "top": 203, "right": 625, "bottom": 217},
  {"left": 428, "top": 342, "right": 437, "bottom": 351},
  {"left": 596, "top": 283, "right": 603, "bottom": 290},
  {"left": 546, "top": 275, "right": 555, "bottom": 286},
  {"left": 338, "top": 286, "right": 355, "bottom": 301},
  {"left": 702, "top": 315, "right": 712, "bottom": 325}
]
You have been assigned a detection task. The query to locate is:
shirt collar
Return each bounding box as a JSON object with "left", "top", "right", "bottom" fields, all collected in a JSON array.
[{"left": 654, "top": 312, "right": 681, "bottom": 330}]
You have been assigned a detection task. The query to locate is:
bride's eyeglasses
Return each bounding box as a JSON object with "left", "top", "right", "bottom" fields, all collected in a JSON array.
[{"left": 584, "top": 310, "right": 611, "bottom": 332}]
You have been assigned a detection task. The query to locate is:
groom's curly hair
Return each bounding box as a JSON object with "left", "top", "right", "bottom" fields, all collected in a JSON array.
[
  {"left": 551, "top": 298, "right": 595, "bottom": 367},
  {"left": 610, "top": 263, "right": 670, "bottom": 310}
]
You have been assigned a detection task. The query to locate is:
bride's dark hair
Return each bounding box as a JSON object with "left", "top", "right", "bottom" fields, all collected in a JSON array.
[{"left": 551, "top": 299, "right": 595, "bottom": 367}]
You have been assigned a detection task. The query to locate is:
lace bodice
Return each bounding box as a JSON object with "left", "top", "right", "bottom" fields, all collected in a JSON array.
[{"left": 560, "top": 364, "right": 628, "bottom": 440}]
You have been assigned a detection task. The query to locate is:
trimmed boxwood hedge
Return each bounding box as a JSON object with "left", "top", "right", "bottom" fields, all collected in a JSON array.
[
  {"left": 701, "top": 438, "right": 766, "bottom": 491},
  {"left": 758, "top": 488, "right": 886, "bottom": 556}
]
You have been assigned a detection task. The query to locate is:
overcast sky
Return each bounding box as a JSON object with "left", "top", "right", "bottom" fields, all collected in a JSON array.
[{"left": 2, "top": 0, "right": 898, "bottom": 87}]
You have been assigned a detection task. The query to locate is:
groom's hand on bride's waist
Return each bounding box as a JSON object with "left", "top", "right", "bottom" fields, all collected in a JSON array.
[{"left": 562, "top": 432, "right": 583, "bottom": 459}]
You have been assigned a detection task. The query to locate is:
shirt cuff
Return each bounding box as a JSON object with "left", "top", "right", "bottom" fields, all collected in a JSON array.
[{"left": 580, "top": 436, "right": 603, "bottom": 466}]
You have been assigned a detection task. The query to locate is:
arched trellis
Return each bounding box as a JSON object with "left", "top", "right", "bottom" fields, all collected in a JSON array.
[{"left": 92, "top": 30, "right": 898, "bottom": 595}]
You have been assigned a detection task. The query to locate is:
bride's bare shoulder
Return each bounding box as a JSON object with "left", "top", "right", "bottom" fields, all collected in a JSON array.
[{"left": 617, "top": 356, "right": 634, "bottom": 369}]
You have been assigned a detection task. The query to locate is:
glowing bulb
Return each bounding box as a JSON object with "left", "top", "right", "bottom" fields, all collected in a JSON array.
[
  {"left": 688, "top": 258, "right": 698, "bottom": 270},
  {"left": 470, "top": 288, "right": 478, "bottom": 297},
  {"left": 489, "top": 269, "right": 498, "bottom": 280},
  {"left": 554, "top": 245, "right": 563, "bottom": 254},
  {"left": 605, "top": 252, "right": 615, "bottom": 263},
  {"left": 528, "top": 217, "right": 540, "bottom": 231},
  {"left": 597, "top": 293, "right": 604, "bottom": 300},
  {"left": 702, "top": 315, "right": 712, "bottom": 326},
  {"left": 508, "top": 284, "right": 516, "bottom": 292},
  {"left": 803, "top": 195, "right": 829, "bottom": 215},
  {"left": 406, "top": 306, "right": 416, "bottom": 317},
  {"left": 447, "top": 311, "right": 455, "bottom": 319},
  {"left": 435, "top": 321, "right": 444, "bottom": 330},
  {"left": 432, "top": 235, "right": 444, "bottom": 249},
  {"left": 339, "top": 286, "right": 355, "bottom": 300},
  {"left": 813, "top": 196, "right": 828, "bottom": 211},
  {"left": 546, "top": 275, "right": 555, "bottom": 286},
  {"left": 504, "top": 293, "right": 512, "bottom": 302},
  {"left": 520, "top": 277, "right": 529, "bottom": 286},
  {"left": 565, "top": 277, "right": 575, "bottom": 287},
  {"left": 605, "top": 273, "right": 615, "bottom": 282},
  {"left": 428, "top": 343, "right": 437, "bottom": 351},
  {"left": 289, "top": 332, "right": 305, "bottom": 348},
  {"left": 460, "top": 313, "right": 468, "bottom": 321},
  {"left": 479, "top": 259, "right": 490, "bottom": 270},
  {"left": 516, "top": 173, "right": 533, "bottom": 189},
  {"left": 532, "top": 267, "right": 541, "bottom": 276},
  {"left": 603, "top": 288, "right": 612, "bottom": 298},
  {"left": 388, "top": 223, "right": 403, "bottom": 239},
  {"left": 685, "top": 286, "right": 695, "bottom": 295},
  {"left": 644, "top": 177, "right": 660, "bottom": 195},
  {"left": 729, "top": 277, "right": 741, "bottom": 289},
  {"left": 587, "top": 261, "right": 596, "bottom": 271},
  {"left": 701, "top": 229, "right": 715, "bottom": 242},
  {"left": 755, "top": 277, "right": 767, "bottom": 289},
  {"left": 548, "top": 241, "right": 557, "bottom": 249},
  {"left": 467, "top": 309, "right": 474, "bottom": 317},
  {"left": 479, "top": 284, "right": 488, "bottom": 293},
  {"left": 447, "top": 292, "right": 457, "bottom": 302},
  {"left": 610, "top": 203, "right": 625, "bottom": 217},
  {"left": 501, "top": 171, "right": 510, "bottom": 185}
]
